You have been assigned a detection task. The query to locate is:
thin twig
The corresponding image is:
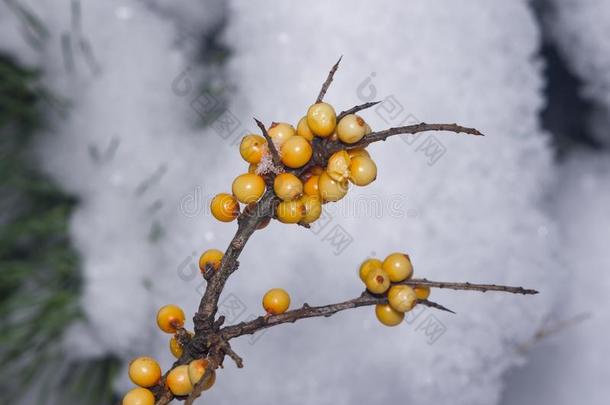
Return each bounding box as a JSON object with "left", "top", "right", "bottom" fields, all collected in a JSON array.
[
  {"left": 219, "top": 292, "right": 455, "bottom": 341},
  {"left": 316, "top": 56, "right": 342, "bottom": 103},
  {"left": 401, "top": 278, "right": 538, "bottom": 295},
  {"left": 254, "top": 118, "right": 282, "bottom": 167},
  {"left": 336, "top": 101, "right": 382, "bottom": 121}
]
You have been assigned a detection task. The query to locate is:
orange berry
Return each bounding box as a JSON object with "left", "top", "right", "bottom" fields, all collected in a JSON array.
[
  {"left": 327, "top": 150, "right": 351, "bottom": 182},
  {"left": 348, "top": 156, "right": 377, "bottom": 186},
  {"left": 156, "top": 304, "right": 185, "bottom": 334},
  {"left": 337, "top": 114, "right": 366, "bottom": 144},
  {"left": 122, "top": 387, "right": 155, "bottom": 405},
  {"left": 414, "top": 286, "right": 431, "bottom": 300},
  {"left": 128, "top": 357, "right": 161, "bottom": 388},
  {"left": 276, "top": 200, "right": 305, "bottom": 224},
  {"left": 167, "top": 365, "right": 193, "bottom": 396},
  {"left": 365, "top": 267, "right": 390, "bottom": 294},
  {"left": 232, "top": 173, "right": 265, "bottom": 204},
  {"left": 296, "top": 116, "right": 314, "bottom": 141},
  {"left": 310, "top": 166, "right": 324, "bottom": 175},
  {"left": 188, "top": 359, "right": 216, "bottom": 390},
  {"left": 303, "top": 175, "right": 320, "bottom": 197},
  {"left": 307, "top": 102, "right": 336, "bottom": 137},
  {"left": 239, "top": 134, "right": 266, "bottom": 164},
  {"left": 347, "top": 148, "right": 370, "bottom": 159},
  {"left": 387, "top": 285, "right": 417, "bottom": 312},
  {"left": 318, "top": 172, "right": 348, "bottom": 202},
  {"left": 301, "top": 195, "right": 322, "bottom": 224},
  {"left": 359, "top": 258, "right": 383, "bottom": 282},
  {"left": 273, "top": 173, "right": 303, "bottom": 201},
  {"left": 268, "top": 122, "right": 295, "bottom": 146},
  {"left": 382, "top": 253, "right": 413, "bottom": 282},
  {"left": 375, "top": 304, "right": 405, "bottom": 327},
  {"left": 198, "top": 249, "right": 223, "bottom": 272},
  {"left": 280, "top": 135, "right": 312, "bottom": 168},
  {"left": 210, "top": 193, "right": 239, "bottom": 222},
  {"left": 262, "top": 288, "right": 291, "bottom": 314}
]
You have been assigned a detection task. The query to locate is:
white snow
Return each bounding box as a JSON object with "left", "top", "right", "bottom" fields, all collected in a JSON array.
[{"left": 501, "top": 152, "right": 610, "bottom": 405}]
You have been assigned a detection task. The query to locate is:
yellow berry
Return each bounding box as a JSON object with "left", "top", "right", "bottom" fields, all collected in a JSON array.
[
  {"left": 296, "top": 116, "right": 314, "bottom": 141},
  {"left": 128, "top": 357, "right": 161, "bottom": 388},
  {"left": 248, "top": 163, "right": 258, "bottom": 174},
  {"left": 303, "top": 175, "right": 320, "bottom": 197},
  {"left": 198, "top": 249, "right": 223, "bottom": 272},
  {"left": 414, "top": 286, "right": 431, "bottom": 300},
  {"left": 301, "top": 195, "right": 322, "bottom": 224},
  {"left": 348, "top": 156, "right": 377, "bottom": 186},
  {"left": 210, "top": 193, "right": 240, "bottom": 222},
  {"left": 273, "top": 173, "right": 303, "bottom": 201},
  {"left": 232, "top": 173, "right": 266, "bottom": 204},
  {"left": 387, "top": 285, "right": 417, "bottom": 312},
  {"left": 337, "top": 114, "right": 366, "bottom": 144},
  {"left": 268, "top": 122, "right": 295, "bottom": 146},
  {"left": 239, "top": 134, "right": 267, "bottom": 164},
  {"left": 156, "top": 304, "right": 185, "bottom": 334},
  {"left": 347, "top": 148, "right": 370, "bottom": 159},
  {"left": 318, "top": 172, "right": 348, "bottom": 202},
  {"left": 358, "top": 258, "right": 383, "bottom": 282},
  {"left": 188, "top": 359, "right": 216, "bottom": 390},
  {"left": 122, "top": 387, "right": 155, "bottom": 405},
  {"left": 365, "top": 267, "right": 390, "bottom": 294},
  {"left": 327, "top": 150, "right": 351, "bottom": 182},
  {"left": 280, "top": 135, "right": 312, "bottom": 168},
  {"left": 167, "top": 365, "right": 193, "bottom": 396},
  {"left": 382, "top": 253, "right": 413, "bottom": 282},
  {"left": 307, "top": 102, "right": 336, "bottom": 137},
  {"left": 375, "top": 304, "right": 405, "bottom": 327},
  {"left": 262, "top": 288, "right": 291, "bottom": 314},
  {"left": 169, "top": 336, "right": 184, "bottom": 358},
  {"left": 276, "top": 200, "right": 305, "bottom": 224}
]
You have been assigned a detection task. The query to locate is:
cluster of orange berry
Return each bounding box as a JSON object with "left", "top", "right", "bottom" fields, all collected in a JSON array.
[
  {"left": 359, "top": 253, "right": 430, "bottom": 326},
  {"left": 121, "top": 305, "right": 215, "bottom": 405},
  {"left": 210, "top": 102, "right": 377, "bottom": 225}
]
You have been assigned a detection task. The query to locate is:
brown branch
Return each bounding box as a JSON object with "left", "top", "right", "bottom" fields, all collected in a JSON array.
[
  {"left": 325, "top": 122, "right": 483, "bottom": 155},
  {"left": 254, "top": 118, "right": 282, "bottom": 167},
  {"left": 316, "top": 56, "right": 342, "bottom": 103},
  {"left": 219, "top": 292, "right": 455, "bottom": 341},
  {"left": 336, "top": 100, "right": 382, "bottom": 121},
  {"left": 401, "top": 278, "right": 538, "bottom": 295}
]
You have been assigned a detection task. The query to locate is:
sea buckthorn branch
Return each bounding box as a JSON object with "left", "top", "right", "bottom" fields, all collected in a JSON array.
[
  {"left": 401, "top": 278, "right": 538, "bottom": 295},
  {"left": 125, "top": 59, "right": 536, "bottom": 405},
  {"left": 219, "top": 279, "right": 537, "bottom": 341}
]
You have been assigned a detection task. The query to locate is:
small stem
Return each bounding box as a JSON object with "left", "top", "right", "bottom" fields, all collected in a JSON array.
[
  {"left": 336, "top": 101, "right": 382, "bottom": 121},
  {"left": 316, "top": 56, "right": 342, "bottom": 103},
  {"left": 401, "top": 278, "right": 538, "bottom": 295},
  {"left": 254, "top": 118, "right": 282, "bottom": 167}
]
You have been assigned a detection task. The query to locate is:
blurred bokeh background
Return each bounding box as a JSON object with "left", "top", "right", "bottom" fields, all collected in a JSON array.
[{"left": 1, "top": 1, "right": 608, "bottom": 404}]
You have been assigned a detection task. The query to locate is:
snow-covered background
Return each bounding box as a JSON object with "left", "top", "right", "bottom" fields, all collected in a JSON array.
[{"left": 1, "top": 0, "right": 608, "bottom": 404}]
